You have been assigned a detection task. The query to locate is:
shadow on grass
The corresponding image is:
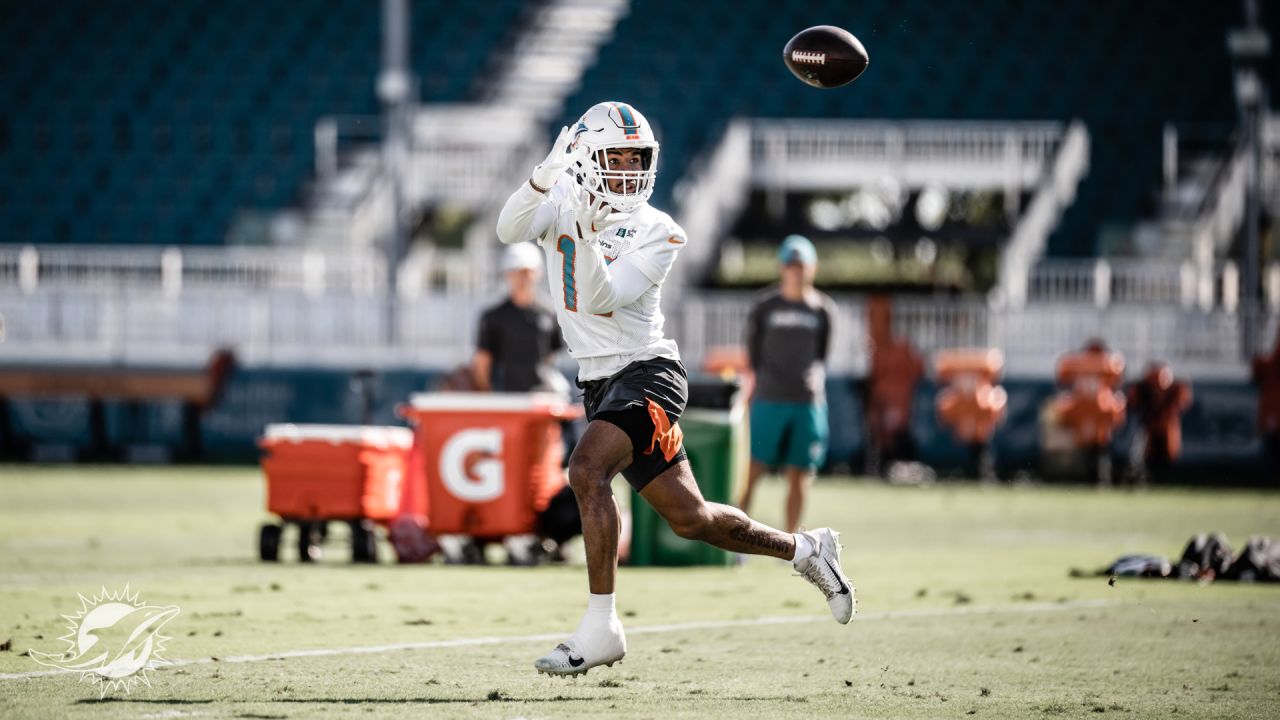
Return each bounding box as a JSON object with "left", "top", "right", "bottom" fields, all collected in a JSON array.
[
  {"left": 270, "top": 694, "right": 589, "bottom": 704},
  {"left": 76, "top": 699, "right": 215, "bottom": 705},
  {"left": 76, "top": 695, "right": 591, "bottom": 706}
]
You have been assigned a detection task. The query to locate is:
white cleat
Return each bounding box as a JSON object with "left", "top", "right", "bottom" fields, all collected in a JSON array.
[
  {"left": 533, "top": 618, "right": 626, "bottom": 677},
  {"left": 794, "top": 527, "right": 856, "bottom": 624}
]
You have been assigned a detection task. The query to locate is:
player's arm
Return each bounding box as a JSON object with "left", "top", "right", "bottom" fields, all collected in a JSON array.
[
  {"left": 470, "top": 350, "right": 493, "bottom": 392},
  {"left": 742, "top": 299, "right": 767, "bottom": 401},
  {"left": 471, "top": 310, "right": 498, "bottom": 391},
  {"left": 496, "top": 126, "right": 582, "bottom": 245},
  {"left": 574, "top": 249, "right": 658, "bottom": 315},
  {"left": 745, "top": 300, "right": 765, "bottom": 372},
  {"left": 496, "top": 184, "right": 557, "bottom": 246},
  {"left": 816, "top": 296, "right": 835, "bottom": 362},
  {"left": 573, "top": 203, "right": 683, "bottom": 315}
]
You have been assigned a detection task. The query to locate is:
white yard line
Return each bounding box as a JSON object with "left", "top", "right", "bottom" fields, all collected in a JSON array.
[{"left": 0, "top": 599, "right": 1116, "bottom": 681}]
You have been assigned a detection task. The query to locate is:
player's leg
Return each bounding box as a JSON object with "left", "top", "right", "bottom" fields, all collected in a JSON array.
[
  {"left": 737, "top": 460, "right": 768, "bottom": 514},
  {"left": 641, "top": 459, "right": 855, "bottom": 623},
  {"left": 533, "top": 418, "right": 631, "bottom": 677},
  {"left": 566, "top": 420, "right": 632, "bottom": 594},
  {"left": 783, "top": 467, "right": 811, "bottom": 534},
  {"left": 738, "top": 399, "right": 785, "bottom": 512},
  {"left": 781, "top": 402, "right": 828, "bottom": 533},
  {"left": 642, "top": 459, "right": 793, "bottom": 558}
]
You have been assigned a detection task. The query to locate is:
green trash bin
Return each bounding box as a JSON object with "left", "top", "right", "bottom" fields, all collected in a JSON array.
[{"left": 628, "top": 382, "right": 746, "bottom": 566}]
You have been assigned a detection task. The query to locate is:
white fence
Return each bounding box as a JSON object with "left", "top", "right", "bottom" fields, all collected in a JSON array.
[
  {"left": 0, "top": 244, "right": 386, "bottom": 297},
  {"left": 1, "top": 285, "right": 1272, "bottom": 379},
  {"left": 2, "top": 241, "right": 1274, "bottom": 379},
  {"left": 1029, "top": 259, "right": 1195, "bottom": 307},
  {"left": 676, "top": 294, "right": 1273, "bottom": 380},
  {"left": 749, "top": 120, "right": 1068, "bottom": 190},
  {"left": 0, "top": 288, "right": 475, "bottom": 368},
  {"left": 1028, "top": 257, "right": 1280, "bottom": 309}
]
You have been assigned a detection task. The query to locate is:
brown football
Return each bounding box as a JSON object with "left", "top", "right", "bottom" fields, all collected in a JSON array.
[{"left": 783, "top": 25, "right": 869, "bottom": 89}]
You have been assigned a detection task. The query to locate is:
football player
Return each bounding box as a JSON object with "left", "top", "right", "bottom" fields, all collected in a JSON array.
[{"left": 497, "top": 102, "right": 855, "bottom": 677}]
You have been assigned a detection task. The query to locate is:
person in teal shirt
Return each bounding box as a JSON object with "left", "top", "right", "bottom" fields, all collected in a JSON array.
[{"left": 739, "top": 235, "right": 836, "bottom": 533}]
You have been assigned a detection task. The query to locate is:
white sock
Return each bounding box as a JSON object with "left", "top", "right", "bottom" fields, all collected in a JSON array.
[
  {"left": 586, "top": 592, "right": 616, "bottom": 617},
  {"left": 575, "top": 593, "right": 619, "bottom": 649},
  {"left": 791, "top": 533, "right": 814, "bottom": 563},
  {"left": 571, "top": 593, "right": 626, "bottom": 659}
]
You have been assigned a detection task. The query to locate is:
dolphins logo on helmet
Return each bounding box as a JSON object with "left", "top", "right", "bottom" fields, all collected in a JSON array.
[{"left": 571, "top": 101, "right": 660, "bottom": 213}]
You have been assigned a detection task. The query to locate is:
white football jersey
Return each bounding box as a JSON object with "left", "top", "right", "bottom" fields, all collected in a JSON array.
[{"left": 506, "top": 179, "right": 686, "bottom": 381}]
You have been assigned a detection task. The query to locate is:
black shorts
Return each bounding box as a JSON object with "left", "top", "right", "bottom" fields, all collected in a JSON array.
[{"left": 578, "top": 357, "right": 689, "bottom": 491}]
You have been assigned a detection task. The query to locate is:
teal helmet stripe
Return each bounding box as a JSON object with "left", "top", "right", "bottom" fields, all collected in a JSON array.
[{"left": 614, "top": 102, "right": 638, "bottom": 130}]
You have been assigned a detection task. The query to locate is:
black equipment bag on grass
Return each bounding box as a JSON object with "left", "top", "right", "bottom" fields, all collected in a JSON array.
[
  {"left": 1176, "top": 532, "right": 1233, "bottom": 580},
  {"left": 1223, "top": 536, "right": 1280, "bottom": 582}
]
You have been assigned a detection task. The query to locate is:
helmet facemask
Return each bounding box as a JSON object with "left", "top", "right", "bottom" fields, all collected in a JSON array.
[{"left": 574, "top": 142, "right": 659, "bottom": 214}]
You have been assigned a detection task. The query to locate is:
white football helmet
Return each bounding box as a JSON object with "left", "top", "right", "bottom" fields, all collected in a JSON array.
[{"left": 571, "top": 101, "right": 660, "bottom": 213}]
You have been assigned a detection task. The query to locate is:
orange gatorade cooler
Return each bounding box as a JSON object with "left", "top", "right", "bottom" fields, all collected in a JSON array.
[
  {"left": 257, "top": 424, "right": 413, "bottom": 563},
  {"left": 400, "top": 393, "right": 579, "bottom": 538},
  {"left": 259, "top": 424, "right": 412, "bottom": 520}
]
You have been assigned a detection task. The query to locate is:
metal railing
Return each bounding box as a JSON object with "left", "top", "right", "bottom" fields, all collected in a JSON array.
[
  {"left": 749, "top": 119, "right": 1069, "bottom": 189},
  {"left": 0, "top": 288, "right": 475, "bottom": 368},
  {"left": 1192, "top": 143, "right": 1249, "bottom": 267},
  {"left": 671, "top": 120, "right": 753, "bottom": 291},
  {"left": 677, "top": 293, "right": 1269, "bottom": 380},
  {"left": 1029, "top": 259, "right": 1192, "bottom": 307},
  {"left": 1027, "top": 258, "right": 1280, "bottom": 309},
  {"left": 998, "top": 121, "right": 1090, "bottom": 306},
  {"left": 0, "top": 244, "right": 387, "bottom": 296}
]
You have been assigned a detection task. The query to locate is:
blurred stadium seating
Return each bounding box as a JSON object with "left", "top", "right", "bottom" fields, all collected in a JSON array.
[
  {"left": 0, "top": 0, "right": 524, "bottom": 246},
  {"left": 0, "top": 0, "right": 1260, "bottom": 253}
]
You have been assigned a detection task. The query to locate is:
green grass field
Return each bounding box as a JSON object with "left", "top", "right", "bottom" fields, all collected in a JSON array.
[{"left": 1, "top": 465, "right": 1278, "bottom": 719}]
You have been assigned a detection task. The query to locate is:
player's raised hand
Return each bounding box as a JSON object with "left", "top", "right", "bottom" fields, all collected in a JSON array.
[
  {"left": 530, "top": 125, "right": 579, "bottom": 192},
  {"left": 574, "top": 190, "right": 630, "bottom": 244}
]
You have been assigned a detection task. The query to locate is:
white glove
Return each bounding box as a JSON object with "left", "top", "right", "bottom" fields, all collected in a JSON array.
[
  {"left": 530, "top": 126, "right": 585, "bottom": 192},
  {"left": 574, "top": 191, "right": 630, "bottom": 245}
]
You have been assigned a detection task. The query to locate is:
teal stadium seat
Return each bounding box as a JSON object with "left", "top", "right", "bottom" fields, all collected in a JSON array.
[
  {"left": 0, "top": 0, "right": 1267, "bottom": 254},
  {"left": 0, "top": 0, "right": 524, "bottom": 246}
]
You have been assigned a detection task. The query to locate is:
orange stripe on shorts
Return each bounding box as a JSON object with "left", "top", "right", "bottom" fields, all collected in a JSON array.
[{"left": 644, "top": 398, "right": 684, "bottom": 462}]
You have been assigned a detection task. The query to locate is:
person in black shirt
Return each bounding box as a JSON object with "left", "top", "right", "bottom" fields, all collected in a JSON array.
[
  {"left": 738, "top": 235, "right": 835, "bottom": 533},
  {"left": 471, "top": 242, "right": 566, "bottom": 393}
]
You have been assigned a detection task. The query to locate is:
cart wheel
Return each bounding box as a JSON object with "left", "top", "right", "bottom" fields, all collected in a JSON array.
[
  {"left": 259, "top": 523, "right": 283, "bottom": 562},
  {"left": 462, "top": 538, "right": 487, "bottom": 565},
  {"left": 350, "top": 519, "right": 378, "bottom": 564},
  {"left": 504, "top": 535, "right": 539, "bottom": 566},
  {"left": 298, "top": 521, "right": 323, "bottom": 563},
  {"left": 441, "top": 536, "right": 485, "bottom": 565},
  {"left": 506, "top": 548, "right": 538, "bottom": 566}
]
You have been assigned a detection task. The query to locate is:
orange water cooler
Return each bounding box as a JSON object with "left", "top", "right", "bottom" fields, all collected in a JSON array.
[
  {"left": 1046, "top": 347, "right": 1127, "bottom": 484},
  {"left": 934, "top": 349, "right": 1007, "bottom": 479},
  {"left": 400, "top": 392, "right": 578, "bottom": 540},
  {"left": 257, "top": 424, "right": 413, "bottom": 563}
]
